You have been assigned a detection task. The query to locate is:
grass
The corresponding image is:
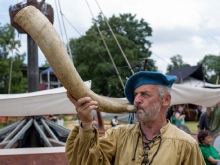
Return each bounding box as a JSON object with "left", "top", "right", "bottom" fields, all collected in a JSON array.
[
  {"left": 63, "top": 118, "right": 199, "bottom": 134},
  {"left": 185, "top": 121, "right": 198, "bottom": 134}
]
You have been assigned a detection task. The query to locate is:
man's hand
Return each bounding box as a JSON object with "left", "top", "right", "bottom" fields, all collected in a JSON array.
[{"left": 66, "top": 91, "right": 98, "bottom": 129}]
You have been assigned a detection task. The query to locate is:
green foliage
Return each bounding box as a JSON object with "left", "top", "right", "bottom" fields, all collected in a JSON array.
[
  {"left": 69, "top": 13, "right": 157, "bottom": 97},
  {"left": 41, "top": 60, "right": 50, "bottom": 67},
  {"left": 0, "top": 23, "right": 27, "bottom": 94},
  {"left": 198, "top": 54, "right": 220, "bottom": 83},
  {"left": 166, "top": 54, "right": 190, "bottom": 74}
]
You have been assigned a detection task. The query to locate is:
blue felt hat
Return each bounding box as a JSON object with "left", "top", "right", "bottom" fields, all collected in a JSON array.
[{"left": 124, "top": 71, "right": 177, "bottom": 104}]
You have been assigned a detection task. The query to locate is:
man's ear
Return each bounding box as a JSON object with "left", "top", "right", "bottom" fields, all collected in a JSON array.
[{"left": 162, "top": 94, "right": 171, "bottom": 106}]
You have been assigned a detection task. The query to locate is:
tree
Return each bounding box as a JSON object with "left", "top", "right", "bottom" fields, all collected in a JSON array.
[
  {"left": 198, "top": 54, "right": 220, "bottom": 84},
  {"left": 41, "top": 60, "right": 50, "bottom": 67},
  {"left": 166, "top": 54, "right": 190, "bottom": 74},
  {"left": 0, "top": 23, "right": 27, "bottom": 94},
  {"left": 69, "top": 13, "right": 157, "bottom": 97}
]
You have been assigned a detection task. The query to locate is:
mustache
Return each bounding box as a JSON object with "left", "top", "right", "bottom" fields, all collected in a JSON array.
[{"left": 134, "top": 104, "right": 145, "bottom": 112}]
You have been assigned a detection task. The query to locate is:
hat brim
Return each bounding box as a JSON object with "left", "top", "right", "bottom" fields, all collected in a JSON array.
[{"left": 124, "top": 71, "right": 177, "bottom": 104}]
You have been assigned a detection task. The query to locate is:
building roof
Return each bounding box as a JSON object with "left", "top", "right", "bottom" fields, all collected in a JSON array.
[
  {"left": 20, "top": 66, "right": 49, "bottom": 78},
  {"left": 168, "top": 65, "right": 209, "bottom": 84},
  {"left": 40, "top": 67, "right": 55, "bottom": 75}
]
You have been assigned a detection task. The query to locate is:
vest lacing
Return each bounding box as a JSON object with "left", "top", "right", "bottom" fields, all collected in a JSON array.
[{"left": 131, "top": 131, "right": 162, "bottom": 165}]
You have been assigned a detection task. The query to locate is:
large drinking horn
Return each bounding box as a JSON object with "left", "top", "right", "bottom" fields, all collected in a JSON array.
[{"left": 14, "top": 6, "right": 135, "bottom": 113}]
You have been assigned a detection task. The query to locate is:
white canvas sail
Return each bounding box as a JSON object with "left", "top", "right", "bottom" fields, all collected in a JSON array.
[{"left": 0, "top": 83, "right": 220, "bottom": 116}]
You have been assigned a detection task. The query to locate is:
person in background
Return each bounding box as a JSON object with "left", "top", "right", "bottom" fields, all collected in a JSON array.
[
  {"left": 195, "top": 105, "right": 203, "bottom": 121},
  {"left": 174, "top": 105, "right": 186, "bottom": 125},
  {"left": 207, "top": 101, "right": 220, "bottom": 134},
  {"left": 198, "top": 109, "right": 210, "bottom": 132},
  {"left": 65, "top": 71, "right": 205, "bottom": 165},
  {"left": 49, "top": 114, "right": 57, "bottom": 122},
  {"left": 56, "top": 114, "right": 64, "bottom": 126},
  {"left": 198, "top": 130, "right": 220, "bottom": 165},
  {"left": 166, "top": 106, "right": 176, "bottom": 124},
  {"left": 111, "top": 116, "right": 119, "bottom": 127}
]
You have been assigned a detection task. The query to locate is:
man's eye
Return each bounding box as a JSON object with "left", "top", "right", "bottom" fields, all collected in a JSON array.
[{"left": 143, "top": 93, "right": 151, "bottom": 97}]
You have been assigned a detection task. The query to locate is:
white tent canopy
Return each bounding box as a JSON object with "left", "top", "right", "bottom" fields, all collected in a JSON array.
[
  {"left": 171, "top": 84, "right": 220, "bottom": 106},
  {"left": 0, "top": 83, "right": 220, "bottom": 116},
  {"left": 182, "top": 77, "right": 220, "bottom": 88}
]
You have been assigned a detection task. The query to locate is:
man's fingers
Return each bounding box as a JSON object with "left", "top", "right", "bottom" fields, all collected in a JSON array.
[
  {"left": 66, "top": 91, "right": 98, "bottom": 108},
  {"left": 76, "top": 105, "right": 98, "bottom": 116},
  {"left": 66, "top": 91, "right": 77, "bottom": 104},
  {"left": 66, "top": 92, "right": 99, "bottom": 123},
  {"left": 76, "top": 98, "right": 98, "bottom": 114},
  {"left": 77, "top": 97, "right": 98, "bottom": 108}
]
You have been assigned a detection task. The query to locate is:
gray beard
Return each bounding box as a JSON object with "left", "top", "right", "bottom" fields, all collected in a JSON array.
[{"left": 135, "top": 101, "right": 161, "bottom": 122}]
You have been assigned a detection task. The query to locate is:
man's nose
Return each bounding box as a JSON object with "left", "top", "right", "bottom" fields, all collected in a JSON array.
[{"left": 134, "top": 94, "right": 142, "bottom": 104}]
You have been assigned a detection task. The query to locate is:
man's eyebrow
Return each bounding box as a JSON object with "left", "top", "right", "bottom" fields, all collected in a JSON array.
[{"left": 134, "top": 90, "right": 152, "bottom": 95}]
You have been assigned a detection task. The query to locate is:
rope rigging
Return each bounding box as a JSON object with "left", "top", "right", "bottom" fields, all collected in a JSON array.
[
  {"left": 57, "top": 0, "right": 73, "bottom": 61},
  {"left": 58, "top": 12, "right": 155, "bottom": 89},
  {"left": 94, "top": 0, "right": 134, "bottom": 75},
  {"left": 53, "top": 1, "right": 139, "bottom": 78},
  {"left": 53, "top": 0, "right": 172, "bottom": 89},
  {"left": 85, "top": 0, "right": 125, "bottom": 89},
  {"left": 89, "top": 59, "right": 150, "bottom": 90},
  {"left": 152, "top": 53, "right": 171, "bottom": 65},
  {"left": 54, "top": 0, "right": 64, "bottom": 45},
  {"left": 91, "top": 63, "right": 142, "bottom": 91},
  {"left": 62, "top": 15, "right": 113, "bottom": 71}
]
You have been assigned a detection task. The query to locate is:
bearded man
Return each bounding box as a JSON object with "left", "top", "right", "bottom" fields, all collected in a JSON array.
[{"left": 65, "top": 71, "right": 205, "bottom": 165}]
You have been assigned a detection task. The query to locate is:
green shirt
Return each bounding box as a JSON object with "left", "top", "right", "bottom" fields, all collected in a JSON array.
[
  {"left": 174, "top": 112, "right": 185, "bottom": 125},
  {"left": 175, "top": 117, "right": 185, "bottom": 125},
  {"left": 65, "top": 122, "right": 205, "bottom": 165},
  {"left": 199, "top": 144, "right": 220, "bottom": 165},
  {"left": 210, "top": 106, "right": 220, "bottom": 133}
]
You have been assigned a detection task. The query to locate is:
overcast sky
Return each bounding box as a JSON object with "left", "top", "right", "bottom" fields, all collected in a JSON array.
[{"left": 1, "top": 0, "right": 220, "bottom": 73}]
